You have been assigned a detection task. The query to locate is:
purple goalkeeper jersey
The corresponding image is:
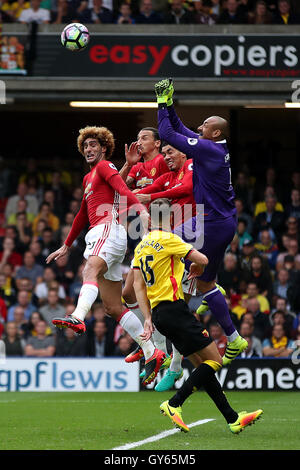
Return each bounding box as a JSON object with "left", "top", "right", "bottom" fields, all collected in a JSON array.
[{"left": 158, "top": 106, "right": 236, "bottom": 221}]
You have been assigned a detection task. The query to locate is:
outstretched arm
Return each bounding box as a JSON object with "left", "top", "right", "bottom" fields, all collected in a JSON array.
[{"left": 167, "top": 105, "right": 199, "bottom": 139}]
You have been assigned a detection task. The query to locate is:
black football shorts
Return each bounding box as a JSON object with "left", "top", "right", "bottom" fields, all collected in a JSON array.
[{"left": 152, "top": 299, "right": 213, "bottom": 357}]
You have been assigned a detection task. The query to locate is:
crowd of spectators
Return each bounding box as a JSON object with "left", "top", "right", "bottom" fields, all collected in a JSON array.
[
  {"left": 0, "top": 155, "right": 299, "bottom": 360},
  {"left": 0, "top": 0, "right": 300, "bottom": 25}
]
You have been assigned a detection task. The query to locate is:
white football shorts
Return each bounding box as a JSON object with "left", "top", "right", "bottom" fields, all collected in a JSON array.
[{"left": 83, "top": 223, "right": 127, "bottom": 282}]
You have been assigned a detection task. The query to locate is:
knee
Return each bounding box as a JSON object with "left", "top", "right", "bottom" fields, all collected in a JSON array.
[
  {"left": 122, "top": 283, "right": 136, "bottom": 304},
  {"left": 102, "top": 302, "right": 123, "bottom": 320}
]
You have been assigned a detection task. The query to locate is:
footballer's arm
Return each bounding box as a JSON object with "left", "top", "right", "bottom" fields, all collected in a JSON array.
[
  {"left": 186, "top": 249, "right": 209, "bottom": 280},
  {"left": 133, "top": 268, "right": 154, "bottom": 341}
]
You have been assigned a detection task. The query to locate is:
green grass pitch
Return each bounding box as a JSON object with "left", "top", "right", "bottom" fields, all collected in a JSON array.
[{"left": 0, "top": 391, "right": 299, "bottom": 450}]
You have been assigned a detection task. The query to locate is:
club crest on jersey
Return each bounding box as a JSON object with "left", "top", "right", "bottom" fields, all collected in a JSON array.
[
  {"left": 150, "top": 167, "right": 157, "bottom": 176},
  {"left": 187, "top": 138, "right": 198, "bottom": 146},
  {"left": 91, "top": 170, "right": 96, "bottom": 179},
  {"left": 225, "top": 153, "right": 230, "bottom": 162},
  {"left": 178, "top": 171, "right": 184, "bottom": 180}
]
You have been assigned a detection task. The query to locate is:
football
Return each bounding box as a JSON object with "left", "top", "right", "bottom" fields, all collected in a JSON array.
[{"left": 61, "top": 23, "right": 90, "bottom": 52}]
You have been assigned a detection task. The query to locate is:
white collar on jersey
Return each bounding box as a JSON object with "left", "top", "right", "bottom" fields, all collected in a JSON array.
[{"left": 215, "top": 139, "right": 227, "bottom": 144}]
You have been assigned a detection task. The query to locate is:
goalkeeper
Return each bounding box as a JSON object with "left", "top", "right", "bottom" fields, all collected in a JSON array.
[{"left": 154, "top": 79, "right": 247, "bottom": 366}]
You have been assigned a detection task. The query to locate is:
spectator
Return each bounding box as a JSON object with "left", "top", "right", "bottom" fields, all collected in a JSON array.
[
  {"left": 134, "top": 0, "right": 162, "bottom": 23},
  {"left": 240, "top": 239, "right": 260, "bottom": 270},
  {"left": 235, "top": 198, "right": 253, "bottom": 234},
  {"left": 273, "top": 268, "right": 290, "bottom": 300},
  {"left": 15, "top": 211, "right": 33, "bottom": 248},
  {"left": 115, "top": 2, "right": 135, "bottom": 23},
  {"left": 0, "top": 155, "right": 13, "bottom": 197},
  {"left": 69, "top": 262, "right": 84, "bottom": 304},
  {"left": 245, "top": 255, "right": 273, "bottom": 299},
  {"left": 0, "top": 268, "right": 17, "bottom": 309},
  {"left": 24, "top": 319, "right": 55, "bottom": 357},
  {"left": 268, "top": 309, "right": 295, "bottom": 338},
  {"left": 163, "top": 0, "right": 194, "bottom": 23},
  {"left": 262, "top": 323, "right": 295, "bottom": 357},
  {"left": 254, "top": 229, "right": 279, "bottom": 271},
  {"left": 238, "top": 322, "right": 263, "bottom": 357},
  {"left": 32, "top": 202, "right": 60, "bottom": 237},
  {"left": 39, "top": 288, "right": 66, "bottom": 332},
  {"left": 15, "top": 250, "right": 44, "bottom": 288},
  {"left": 0, "top": 237, "right": 23, "bottom": 272},
  {"left": 114, "top": 334, "right": 136, "bottom": 357},
  {"left": 248, "top": 0, "right": 272, "bottom": 23},
  {"left": 7, "top": 198, "right": 35, "bottom": 226},
  {"left": 234, "top": 171, "right": 253, "bottom": 214},
  {"left": 209, "top": 322, "right": 227, "bottom": 357},
  {"left": 236, "top": 218, "right": 253, "bottom": 249},
  {"left": 40, "top": 227, "right": 59, "bottom": 261},
  {"left": 23, "top": 311, "right": 52, "bottom": 338},
  {"left": 254, "top": 185, "right": 284, "bottom": 216},
  {"left": 217, "top": 0, "right": 248, "bottom": 23},
  {"left": 86, "top": 320, "right": 116, "bottom": 357},
  {"left": 3, "top": 322, "right": 25, "bottom": 356},
  {"left": 78, "top": 0, "right": 113, "bottom": 23},
  {"left": 55, "top": 327, "right": 87, "bottom": 356},
  {"left": 285, "top": 188, "right": 300, "bottom": 221},
  {"left": 272, "top": 0, "right": 300, "bottom": 23},
  {"left": 217, "top": 253, "right": 243, "bottom": 293},
  {"left": 18, "top": 0, "right": 50, "bottom": 22},
  {"left": 29, "top": 240, "right": 46, "bottom": 266},
  {"left": 253, "top": 195, "right": 286, "bottom": 242},
  {"left": 7, "top": 291, "right": 36, "bottom": 322},
  {"left": 276, "top": 237, "right": 300, "bottom": 271},
  {"left": 51, "top": 0, "right": 77, "bottom": 22},
  {"left": 34, "top": 266, "right": 66, "bottom": 305},
  {"left": 233, "top": 281, "right": 270, "bottom": 319},
  {"left": 243, "top": 297, "right": 269, "bottom": 341},
  {"left": 193, "top": 0, "right": 217, "bottom": 24},
  {"left": 284, "top": 216, "right": 299, "bottom": 243},
  {"left": 16, "top": 276, "right": 38, "bottom": 306}
]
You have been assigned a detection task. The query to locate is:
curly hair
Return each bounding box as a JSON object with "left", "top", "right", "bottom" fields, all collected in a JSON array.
[{"left": 77, "top": 126, "right": 115, "bottom": 159}]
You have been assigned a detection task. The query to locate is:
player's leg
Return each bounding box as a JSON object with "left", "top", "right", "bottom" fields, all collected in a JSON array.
[
  {"left": 99, "top": 274, "right": 166, "bottom": 384},
  {"left": 197, "top": 278, "right": 248, "bottom": 365},
  {"left": 52, "top": 255, "right": 106, "bottom": 333},
  {"left": 164, "top": 341, "right": 262, "bottom": 433},
  {"left": 122, "top": 268, "right": 169, "bottom": 361}
]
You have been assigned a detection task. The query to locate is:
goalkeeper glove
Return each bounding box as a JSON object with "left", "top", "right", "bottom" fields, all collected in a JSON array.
[{"left": 155, "top": 78, "right": 174, "bottom": 106}]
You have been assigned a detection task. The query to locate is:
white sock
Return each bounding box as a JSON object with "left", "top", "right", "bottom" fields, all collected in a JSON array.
[
  {"left": 169, "top": 345, "right": 182, "bottom": 373},
  {"left": 72, "top": 282, "right": 99, "bottom": 321},
  {"left": 227, "top": 331, "right": 239, "bottom": 343},
  {"left": 127, "top": 302, "right": 168, "bottom": 354},
  {"left": 119, "top": 309, "right": 155, "bottom": 360},
  {"left": 151, "top": 329, "right": 168, "bottom": 355}
]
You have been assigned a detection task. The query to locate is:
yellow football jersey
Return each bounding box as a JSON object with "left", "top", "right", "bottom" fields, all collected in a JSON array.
[{"left": 132, "top": 230, "right": 193, "bottom": 309}]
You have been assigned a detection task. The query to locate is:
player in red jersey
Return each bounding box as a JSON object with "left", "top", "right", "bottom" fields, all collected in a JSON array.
[
  {"left": 119, "top": 127, "right": 169, "bottom": 189},
  {"left": 46, "top": 126, "right": 166, "bottom": 385},
  {"left": 122, "top": 143, "right": 198, "bottom": 387},
  {"left": 136, "top": 143, "right": 195, "bottom": 227}
]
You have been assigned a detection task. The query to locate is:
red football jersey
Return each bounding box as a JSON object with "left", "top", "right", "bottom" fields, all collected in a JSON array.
[
  {"left": 137, "top": 159, "right": 195, "bottom": 226},
  {"left": 128, "top": 153, "right": 169, "bottom": 189},
  {"left": 64, "top": 160, "right": 144, "bottom": 247}
]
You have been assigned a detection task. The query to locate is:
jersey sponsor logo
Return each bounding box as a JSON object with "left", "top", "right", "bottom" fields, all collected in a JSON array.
[
  {"left": 187, "top": 138, "right": 198, "bottom": 146},
  {"left": 136, "top": 177, "right": 154, "bottom": 188},
  {"left": 109, "top": 163, "right": 117, "bottom": 170}
]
